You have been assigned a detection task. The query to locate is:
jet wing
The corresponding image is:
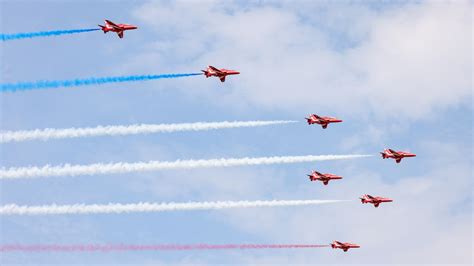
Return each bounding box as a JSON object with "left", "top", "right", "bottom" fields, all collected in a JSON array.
[
  {"left": 105, "top": 20, "right": 118, "bottom": 26},
  {"left": 209, "top": 66, "right": 225, "bottom": 75},
  {"left": 106, "top": 20, "right": 123, "bottom": 30},
  {"left": 388, "top": 149, "right": 400, "bottom": 156}
]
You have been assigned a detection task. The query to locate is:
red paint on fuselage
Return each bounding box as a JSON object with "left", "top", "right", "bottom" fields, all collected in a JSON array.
[
  {"left": 331, "top": 241, "right": 360, "bottom": 252},
  {"left": 99, "top": 19, "right": 137, "bottom": 38},
  {"left": 306, "top": 114, "right": 342, "bottom": 129},
  {"left": 380, "top": 149, "right": 416, "bottom": 163},
  {"left": 201, "top": 65, "right": 240, "bottom": 82},
  {"left": 308, "top": 171, "right": 342, "bottom": 186},
  {"left": 360, "top": 194, "right": 393, "bottom": 208}
]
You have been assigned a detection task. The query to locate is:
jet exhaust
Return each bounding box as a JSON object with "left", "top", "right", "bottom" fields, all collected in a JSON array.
[
  {"left": 0, "top": 73, "right": 203, "bottom": 92},
  {"left": 0, "top": 200, "right": 348, "bottom": 215},
  {"left": 0, "top": 120, "right": 297, "bottom": 143},
  {"left": 0, "top": 243, "right": 330, "bottom": 252},
  {"left": 0, "top": 154, "right": 372, "bottom": 180},
  {"left": 0, "top": 28, "right": 100, "bottom": 41}
]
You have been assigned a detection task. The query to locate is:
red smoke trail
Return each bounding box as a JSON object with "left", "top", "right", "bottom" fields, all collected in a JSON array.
[{"left": 0, "top": 244, "right": 329, "bottom": 252}]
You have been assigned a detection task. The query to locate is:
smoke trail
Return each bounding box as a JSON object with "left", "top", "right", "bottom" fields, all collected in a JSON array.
[
  {"left": 0, "top": 73, "right": 202, "bottom": 92},
  {"left": 0, "top": 28, "right": 100, "bottom": 41},
  {"left": 0, "top": 154, "right": 372, "bottom": 180},
  {"left": 0, "top": 244, "right": 329, "bottom": 252},
  {"left": 0, "top": 120, "right": 297, "bottom": 143},
  {"left": 0, "top": 199, "right": 347, "bottom": 215}
]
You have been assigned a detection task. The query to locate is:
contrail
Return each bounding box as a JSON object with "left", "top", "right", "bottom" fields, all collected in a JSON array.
[
  {"left": 0, "top": 73, "right": 202, "bottom": 92},
  {"left": 0, "top": 244, "right": 329, "bottom": 252},
  {"left": 0, "top": 28, "right": 100, "bottom": 41},
  {"left": 0, "top": 154, "right": 372, "bottom": 180},
  {"left": 0, "top": 120, "right": 298, "bottom": 143},
  {"left": 0, "top": 199, "right": 347, "bottom": 215}
]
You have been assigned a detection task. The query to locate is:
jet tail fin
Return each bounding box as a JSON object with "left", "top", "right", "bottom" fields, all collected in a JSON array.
[
  {"left": 201, "top": 70, "right": 210, "bottom": 77},
  {"left": 98, "top": 25, "right": 107, "bottom": 33}
]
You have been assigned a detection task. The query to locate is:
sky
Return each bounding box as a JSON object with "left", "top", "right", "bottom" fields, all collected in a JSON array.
[{"left": 0, "top": 0, "right": 472, "bottom": 265}]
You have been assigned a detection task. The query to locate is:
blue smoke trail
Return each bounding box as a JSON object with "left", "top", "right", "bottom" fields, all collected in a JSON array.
[
  {"left": 0, "top": 73, "right": 203, "bottom": 92},
  {"left": 0, "top": 28, "right": 100, "bottom": 41}
]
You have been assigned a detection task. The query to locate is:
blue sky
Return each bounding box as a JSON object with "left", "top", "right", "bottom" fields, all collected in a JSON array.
[{"left": 0, "top": 0, "right": 472, "bottom": 265}]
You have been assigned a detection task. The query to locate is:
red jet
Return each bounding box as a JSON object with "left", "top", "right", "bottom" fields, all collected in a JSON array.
[
  {"left": 98, "top": 19, "right": 137, "bottom": 39},
  {"left": 380, "top": 148, "right": 416, "bottom": 163},
  {"left": 201, "top": 65, "right": 240, "bottom": 82},
  {"left": 307, "top": 171, "right": 342, "bottom": 185},
  {"left": 331, "top": 241, "right": 360, "bottom": 252},
  {"left": 306, "top": 114, "right": 342, "bottom": 129},
  {"left": 360, "top": 194, "right": 393, "bottom": 208}
]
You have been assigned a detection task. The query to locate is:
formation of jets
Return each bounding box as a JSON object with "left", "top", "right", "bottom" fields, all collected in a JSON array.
[
  {"left": 303, "top": 115, "right": 414, "bottom": 252},
  {"left": 100, "top": 19, "right": 417, "bottom": 254},
  {"left": 99, "top": 20, "right": 241, "bottom": 83}
]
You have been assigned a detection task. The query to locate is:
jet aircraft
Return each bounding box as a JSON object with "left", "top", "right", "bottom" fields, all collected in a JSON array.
[
  {"left": 99, "top": 19, "right": 137, "bottom": 38},
  {"left": 331, "top": 241, "right": 360, "bottom": 252},
  {"left": 201, "top": 65, "right": 240, "bottom": 82},
  {"left": 360, "top": 194, "right": 393, "bottom": 208},
  {"left": 306, "top": 114, "right": 342, "bottom": 129},
  {"left": 307, "top": 171, "right": 342, "bottom": 185},
  {"left": 380, "top": 149, "right": 416, "bottom": 163}
]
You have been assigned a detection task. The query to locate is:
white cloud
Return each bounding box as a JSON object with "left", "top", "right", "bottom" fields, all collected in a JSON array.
[
  {"left": 350, "top": 2, "right": 472, "bottom": 118},
  {"left": 130, "top": 1, "right": 471, "bottom": 120}
]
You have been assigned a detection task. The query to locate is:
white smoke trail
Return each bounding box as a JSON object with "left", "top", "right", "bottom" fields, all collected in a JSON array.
[
  {"left": 0, "top": 120, "right": 297, "bottom": 143},
  {"left": 0, "top": 154, "right": 372, "bottom": 180},
  {"left": 0, "top": 199, "right": 347, "bottom": 215}
]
